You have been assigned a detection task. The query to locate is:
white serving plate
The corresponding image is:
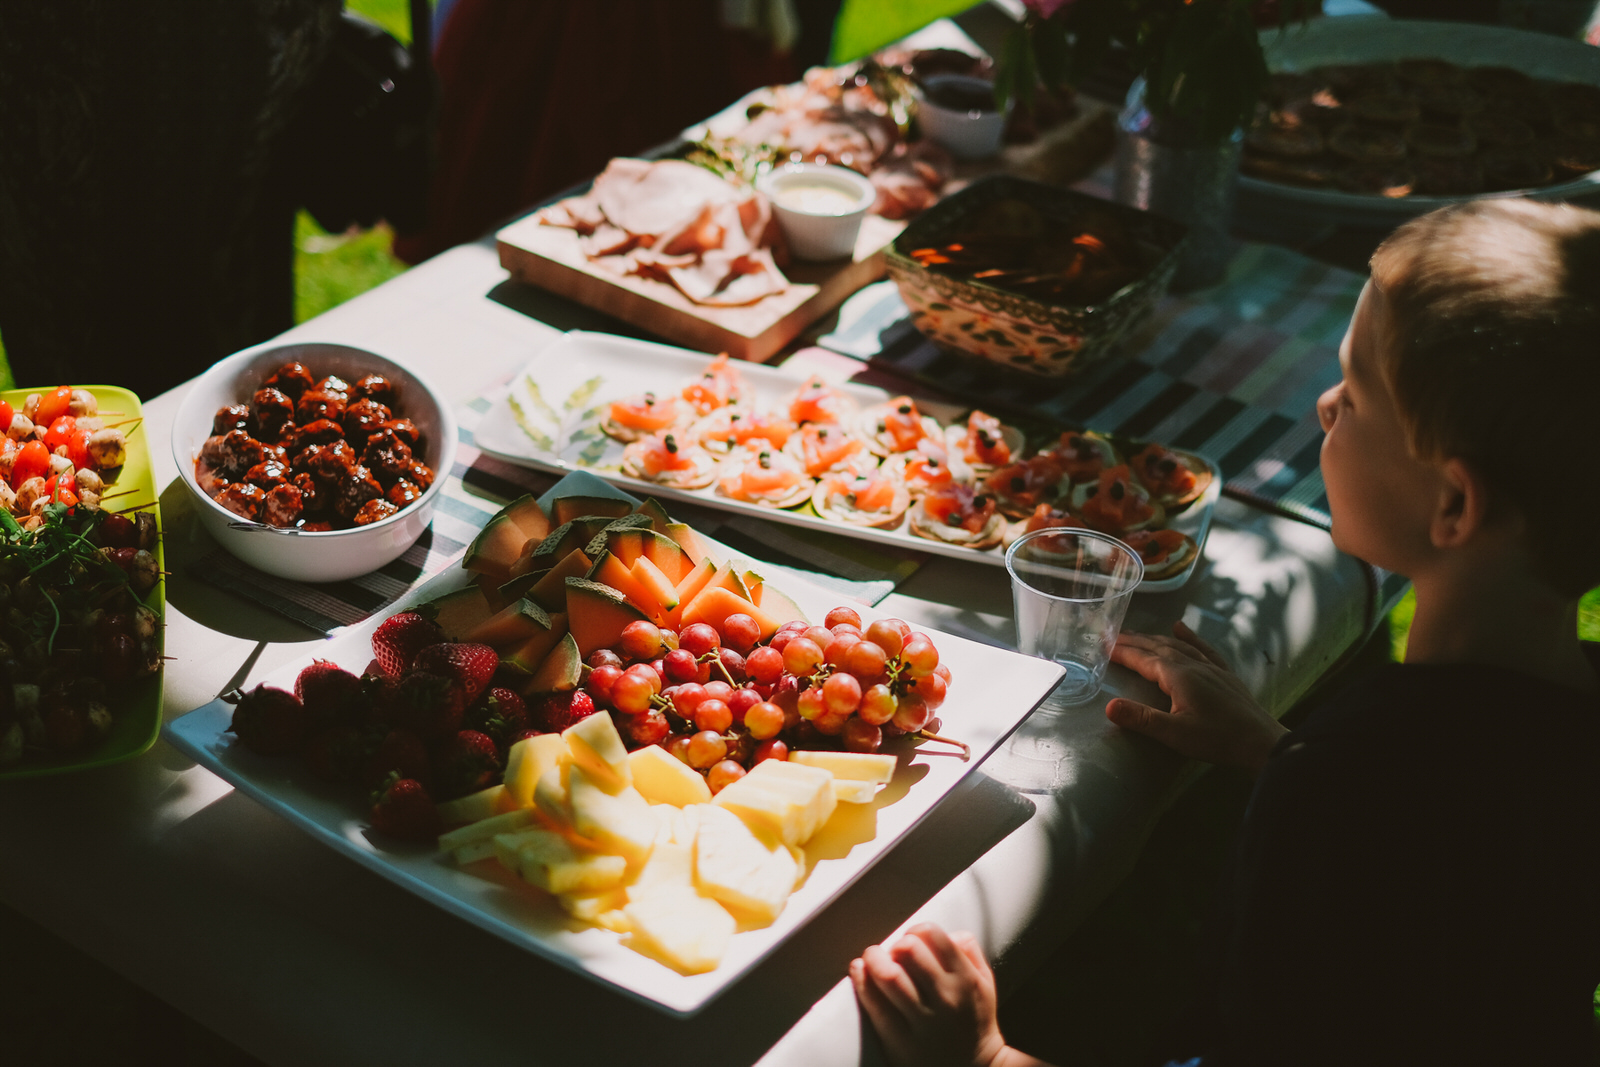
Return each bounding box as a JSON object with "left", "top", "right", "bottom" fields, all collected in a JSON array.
[
  {"left": 1241, "top": 17, "right": 1600, "bottom": 230},
  {"left": 472, "top": 331, "right": 1218, "bottom": 592},
  {"left": 164, "top": 521, "right": 1065, "bottom": 1017}
]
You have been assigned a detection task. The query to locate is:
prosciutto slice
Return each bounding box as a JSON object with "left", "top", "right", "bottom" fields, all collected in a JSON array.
[{"left": 539, "top": 158, "right": 789, "bottom": 308}]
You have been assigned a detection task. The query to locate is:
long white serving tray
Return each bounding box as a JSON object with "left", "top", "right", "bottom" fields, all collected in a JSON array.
[
  {"left": 472, "top": 331, "right": 1219, "bottom": 592},
  {"left": 165, "top": 483, "right": 1065, "bottom": 1017}
]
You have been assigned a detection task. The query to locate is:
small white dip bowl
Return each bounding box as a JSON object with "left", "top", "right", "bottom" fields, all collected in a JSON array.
[
  {"left": 761, "top": 162, "right": 876, "bottom": 262},
  {"left": 918, "top": 74, "right": 1011, "bottom": 161}
]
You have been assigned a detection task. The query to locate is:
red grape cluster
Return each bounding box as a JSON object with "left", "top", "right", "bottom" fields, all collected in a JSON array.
[{"left": 580, "top": 608, "right": 954, "bottom": 794}]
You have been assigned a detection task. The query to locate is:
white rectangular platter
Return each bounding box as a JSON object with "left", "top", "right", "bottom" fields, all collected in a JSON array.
[
  {"left": 472, "top": 331, "right": 1220, "bottom": 592},
  {"left": 164, "top": 546, "right": 1064, "bottom": 1017}
]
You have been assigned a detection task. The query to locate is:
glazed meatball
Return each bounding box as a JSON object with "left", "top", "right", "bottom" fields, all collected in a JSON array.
[
  {"left": 263, "top": 361, "right": 315, "bottom": 400},
  {"left": 292, "top": 472, "right": 324, "bottom": 515},
  {"left": 261, "top": 483, "right": 304, "bottom": 528},
  {"left": 386, "top": 479, "right": 424, "bottom": 508},
  {"left": 293, "top": 418, "right": 346, "bottom": 449},
  {"left": 244, "top": 459, "right": 291, "bottom": 490},
  {"left": 211, "top": 404, "right": 252, "bottom": 436},
  {"left": 313, "top": 375, "right": 351, "bottom": 400},
  {"left": 344, "top": 399, "right": 391, "bottom": 439},
  {"left": 215, "top": 482, "right": 267, "bottom": 521},
  {"left": 199, "top": 434, "right": 229, "bottom": 469},
  {"left": 296, "top": 390, "right": 346, "bottom": 425},
  {"left": 353, "top": 498, "right": 399, "bottom": 525},
  {"left": 350, "top": 374, "right": 396, "bottom": 405},
  {"left": 361, "top": 427, "right": 413, "bottom": 486},
  {"left": 213, "top": 430, "right": 269, "bottom": 480},
  {"left": 300, "top": 520, "right": 335, "bottom": 532},
  {"left": 195, "top": 461, "right": 228, "bottom": 496},
  {"left": 403, "top": 461, "right": 435, "bottom": 491},
  {"left": 250, "top": 388, "right": 295, "bottom": 442},
  {"left": 308, "top": 438, "right": 359, "bottom": 482},
  {"left": 381, "top": 418, "right": 422, "bottom": 449},
  {"left": 331, "top": 464, "right": 383, "bottom": 520},
  {"left": 264, "top": 442, "right": 290, "bottom": 465}
]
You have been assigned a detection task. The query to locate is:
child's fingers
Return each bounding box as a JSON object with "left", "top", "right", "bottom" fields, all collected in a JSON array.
[
  {"left": 1119, "top": 629, "right": 1211, "bottom": 665},
  {"left": 852, "top": 957, "right": 913, "bottom": 1051},
  {"left": 1173, "top": 620, "right": 1231, "bottom": 671},
  {"left": 951, "top": 931, "right": 987, "bottom": 972},
  {"left": 1105, "top": 696, "right": 1188, "bottom": 751},
  {"left": 907, "top": 923, "right": 968, "bottom": 975},
  {"left": 889, "top": 933, "right": 952, "bottom": 1007},
  {"left": 863, "top": 944, "right": 926, "bottom": 1019}
]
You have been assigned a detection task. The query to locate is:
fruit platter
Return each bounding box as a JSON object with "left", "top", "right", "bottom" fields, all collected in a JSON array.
[
  {"left": 165, "top": 472, "right": 1064, "bottom": 1015},
  {"left": 472, "top": 331, "right": 1220, "bottom": 592},
  {"left": 0, "top": 385, "right": 164, "bottom": 780}
]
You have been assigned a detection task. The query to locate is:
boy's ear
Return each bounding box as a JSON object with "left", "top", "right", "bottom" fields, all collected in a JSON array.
[{"left": 1430, "top": 457, "right": 1492, "bottom": 549}]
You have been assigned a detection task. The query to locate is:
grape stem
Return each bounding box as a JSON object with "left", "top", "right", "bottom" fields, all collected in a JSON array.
[
  {"left": 697, "top": 651, "right": 740, "bottom": 688},
  {"left": 914, "top": 728, "right": 970, "bottom": 761}
]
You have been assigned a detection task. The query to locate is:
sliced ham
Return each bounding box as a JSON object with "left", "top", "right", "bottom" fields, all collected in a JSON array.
[{"left": 592, "top": 158, "right": 743, "bottom": 238}]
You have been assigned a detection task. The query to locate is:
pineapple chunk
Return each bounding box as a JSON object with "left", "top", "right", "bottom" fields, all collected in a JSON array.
[
  {"left": 437, "top": 807, "right": 538, "bottom": 855},
  {"left": 626, "top": 841, "right": 695, "bottom": 903},
  {"left": 624, "top": 887, "right": 736, "bottom": 975},
  {"left": 714, "top": 760, "right": 835, "bottom": 847},
  {"left": 693, "top": 805, "right": 798, "bottom": 927},
  {"left": 564, "top": 711, "right": 632, "bottom": 794},
  {"left": 629, "top": 745, "right": 713, "bottom": 807},
  {"left": 831, "top": 778, "right": 879, "bottom": 805},
  {"left": 557, "top": 887, "right": 629, "bottom": 923},
  {"left": 789, "top": 750, "right": 897, "bottom": 784},
  {"left": 452, "top": 838, "right": 500, "bottom": 866},
  {"left": 505, "top": 733, "right": 568, "bottom": 807},
  {"left": 567, "top": 765, "right": 657, "bottom": 864},
  {"left": 506, "top": 828, "right": 629, "bottom": 895},
  {"left": 437, "top": 783, "right": 518, "bottom": 826},
  {"left": 533, "top": 763, "right": 572, "bottom": 830}
]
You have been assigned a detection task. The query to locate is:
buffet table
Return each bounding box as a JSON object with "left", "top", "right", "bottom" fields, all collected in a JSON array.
[{"left": 0, "top": 236, "right": 1372, "bottom": 1066}]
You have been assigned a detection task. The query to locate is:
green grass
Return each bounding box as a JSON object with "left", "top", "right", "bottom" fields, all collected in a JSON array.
[{"left": 293, "top": 213, "right": 409, "bottom": 324}]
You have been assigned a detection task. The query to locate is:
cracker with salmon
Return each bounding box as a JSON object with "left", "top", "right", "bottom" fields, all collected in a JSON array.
[
  {"left": 620, "top": 429, "right": 718, "bottom": 489},
  {"left": 811, "top": 469, "right": 912, "bottom": 529},
  {"left": 715, "top": 446, "right": 814, "bottom": 509},
  {"left": 908, "top": 485, "right": 1006, "bottom": 550}
]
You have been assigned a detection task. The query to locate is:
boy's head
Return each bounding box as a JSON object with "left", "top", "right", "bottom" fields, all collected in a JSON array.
[{"left": 1320, "top": 198, "right": 1600, "bottom": 596}]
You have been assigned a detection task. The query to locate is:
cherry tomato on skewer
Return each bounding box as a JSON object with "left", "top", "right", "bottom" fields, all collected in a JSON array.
[
  {"left": 11, "top": 439, "right": 51, "bottom": 489},
  {"left": 44, "top": 415, "right": 76, "bottom": 452},
  {"left": 66, "top": 429, "right": 93, "bottom": 472},
  {"left": 35, "top": 385, "right": 74, "bottom": 426},
  {"left": 50, "top": 471, "right": 79, "bottom": 508},
  {"left": 0, "top": 398, "right": 13, "bottom": 433}
]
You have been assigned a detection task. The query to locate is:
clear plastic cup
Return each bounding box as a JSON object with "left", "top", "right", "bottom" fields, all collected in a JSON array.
[{"left": 1004, "top": 528, "right": 1144, "bottom": 704}]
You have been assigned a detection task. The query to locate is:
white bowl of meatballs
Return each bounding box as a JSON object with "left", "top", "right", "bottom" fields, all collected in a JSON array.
[{"left": 171, "top": 341, "right": 457, "bottom": 583}]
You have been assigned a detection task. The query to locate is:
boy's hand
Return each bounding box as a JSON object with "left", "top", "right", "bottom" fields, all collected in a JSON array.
[
  {"left": 1106, "top": 621, "right": 1287, "bottom": 774},
  {"left": 850, "top": 924, "right": 1011, "bottom": 1067}
]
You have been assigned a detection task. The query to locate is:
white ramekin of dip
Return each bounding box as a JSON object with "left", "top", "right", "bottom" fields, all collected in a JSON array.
[{"left": 760, "top": 162, "right": 876, "bottom": 261}]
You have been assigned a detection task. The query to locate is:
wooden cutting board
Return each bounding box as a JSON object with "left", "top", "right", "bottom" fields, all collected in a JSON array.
[{"left": 496, "top": 211, "right": 907, "bottom": 364}]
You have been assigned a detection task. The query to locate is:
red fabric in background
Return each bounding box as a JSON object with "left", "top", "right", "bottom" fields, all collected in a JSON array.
[{"left": 394, "top": 0, "right": 796, "bottom": 263}]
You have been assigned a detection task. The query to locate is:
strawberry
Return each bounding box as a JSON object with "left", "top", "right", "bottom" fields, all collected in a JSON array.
[
  {"left": 225, "top": 684, "right": 309, "bottom": 755},
  {"left": 394, "top": 670, "right": 467, "bottom": 743},
  {"left": 294, "top": 660, "right": 364, "bottom": 726},
  {"left": 371, "top": 612, "right": 443, "bottom": 677},
  {"left": 303, "top": 724, "right": 367, "bottom": 784},
  {"left": 469, "top": 687, "right": 529, "bottom": 751},
  {"left": 369, "top": 773, "right": 440, "bottom": 840},
  {"left": 412, "top": 642, "right": 498, "bottom": 704},
  {"left": 434, "top": 729, "right": 502, "bottom": 800},
  {"left": 530, "top": 689, "right": 596, "bottom": 734},
  {"left": 365, "top": 727, "right": 433, "bottom": 790},
  {"left": 360, "top": 670, "right": 404, "bottom": 729}
]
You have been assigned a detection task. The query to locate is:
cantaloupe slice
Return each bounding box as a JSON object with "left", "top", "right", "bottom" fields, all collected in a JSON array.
[
  {"left": 523, "top": 631, "right": 582, "bottom": 694},
  {"left": 528, "top": 548, "right": 591, "bottom": 613},
  {"left": 467, "top": 598, "right": 552, "bottom": 652},
  {"left": 565, "top": 577, "right": 648, "bottom": 657},
  {"left": 679, "top": 585, "right": 780, "bottom": 640},
  {"left": 463, "top": 514, "right": 527, "bottom": 585},
  {"left": 423, "top": 585, "right": 495, "bottom": 642},
  {"left": 590, "top": 553, "right": 667, "bottom": 624},
  {"left": 640, "top": 531, "right": 692, "bottom": 584},
  {"left": 554, "top": 496, "right": 634, "bottom": 526},
  {"left": 630, "top": 555, "right": 680, "bottom": 613},
  {"left": 754, "top": 583, "right": 808, "bottom": 629},
  {"left": 632, "top": 498, "right": 673, "bottom": 536},
  {"left": 665, "top": 522, "right": 718, "bottom": 568},
  {"left": 500, "top": 612, "right": 568, "bottom": 677},
  {"left": 705, "top": 563, "right": 753, "bottom": 602}
]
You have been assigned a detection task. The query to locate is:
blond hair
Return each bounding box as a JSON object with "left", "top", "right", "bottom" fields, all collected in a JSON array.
[{"left": 1369, "top": 199, "right": 1600, "bottom": 597}]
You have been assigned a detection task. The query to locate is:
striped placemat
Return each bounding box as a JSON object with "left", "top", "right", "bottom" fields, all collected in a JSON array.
[
  {"left": 818, "top": 242, "right": 1363, "bottom": 531},
  {"left": 191, "top": 397, "right": 923, "bottom": 635}
]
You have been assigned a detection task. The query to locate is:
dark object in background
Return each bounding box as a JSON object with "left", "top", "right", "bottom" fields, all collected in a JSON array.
[{"left": 286, "top": 1, "right": 436, "bottom": 235}]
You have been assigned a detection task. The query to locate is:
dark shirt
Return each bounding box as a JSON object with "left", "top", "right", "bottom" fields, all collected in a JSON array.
[{"left": 1211, "top": 646, "right": 1600, "bottom": 1066}]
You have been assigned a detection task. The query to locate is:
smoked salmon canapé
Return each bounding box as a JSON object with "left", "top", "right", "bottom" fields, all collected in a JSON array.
[
  {"left": 681, "top": 353, "right": 750, "bottom": 416},
  {"left": 1127, "top": 443, "right": 1212, "bottom": 509},
  {"left": 945, "top": 410, "right": 1025, "bottom": 473},
  {"left": 1069, "top": 464, "right": 1165, "bottom": 535},
  {"left": 1003, "top": 503, "right": 1086, "bottom": 549},
  {"left": 1046, "top": 430, "right": 1119, "bottom": 482},
  {"left": 691, "top": 406, "right": 795, "bottom": 454},
  {"left": 715, "top": 446, "right": 814, "bottom": 508},
  {"left": 859, "top": 396, "right": 943, "bottom": 457},
  {"left": 1118, "top": 528, "right": 1198, "bottom": 581},
  {"left": 811, "top": 469, "right": 912, "bottom": 528},
  {"left": 603, "top": 390, "right": 689, "bottom": 443},
  {"left": 620, "top": 429, "right": 719, "bottom": 489},
  {"left": 908, "top": 484, "right": 1006, "bottom": 550},
  {"left": 785, "top": 422, "right": 878, "bottom": 478},
  {"left": 982, "top": 453, "right": 1069, "bottom": 519},
  {"left": 887, "top": 436, "right": 971, "bottom": 496},
  {"left": 788, "top": 376, "right": 859, "bottom": 426}
]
